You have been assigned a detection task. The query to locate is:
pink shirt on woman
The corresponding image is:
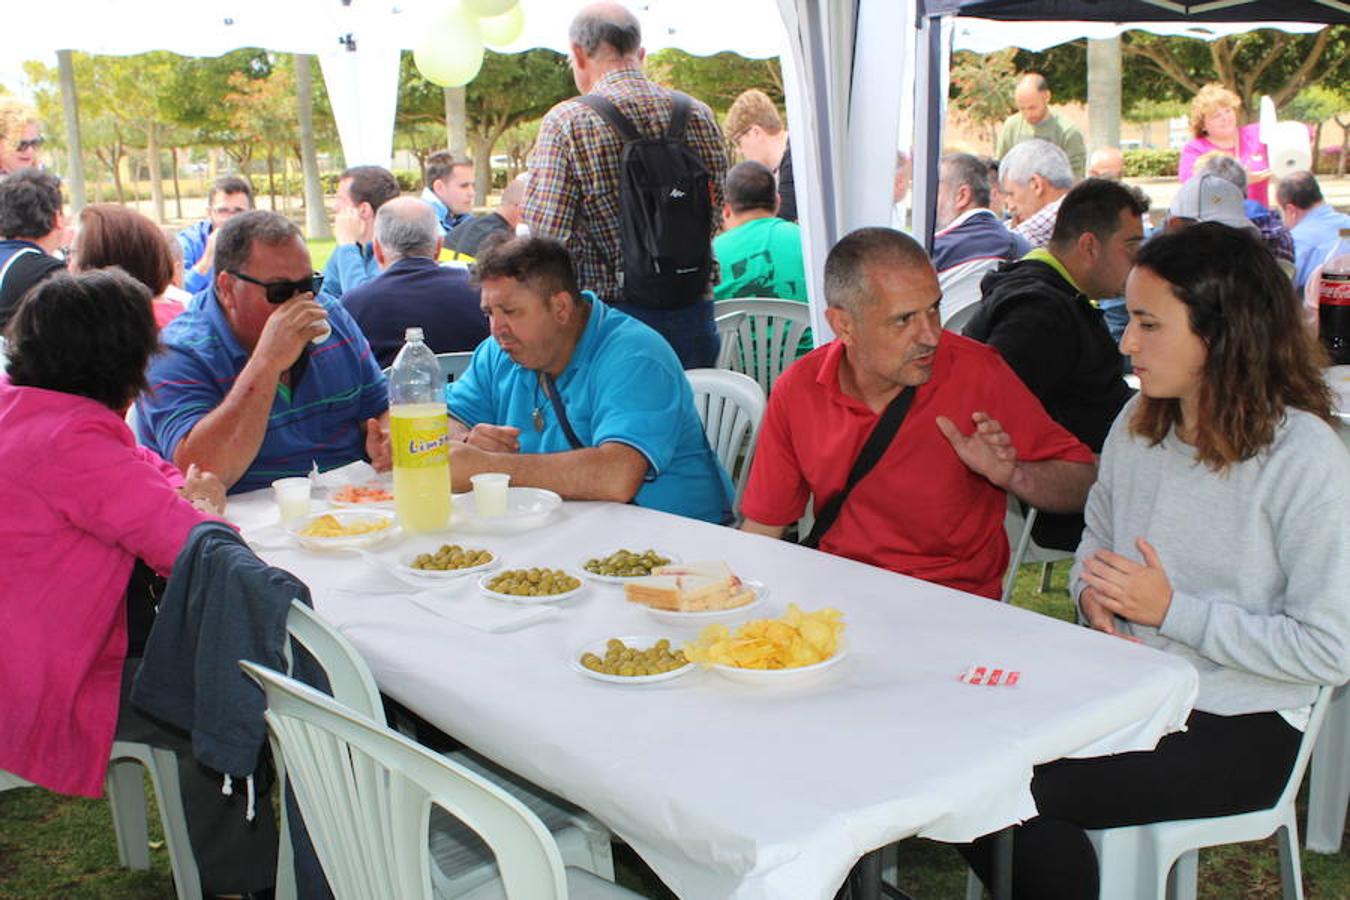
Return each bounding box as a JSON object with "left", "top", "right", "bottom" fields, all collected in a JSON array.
[
  {"left": 0, "top": 378, "right": 207, "bottom": 796},
  {"left": 1179, "top": 123, "right": 1270, "bottom": 207}
]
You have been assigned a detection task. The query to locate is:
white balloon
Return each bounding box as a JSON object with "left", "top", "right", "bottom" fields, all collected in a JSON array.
[
  {"left": 464, "top": 0, "right": 517, "bottom": 17},
  {"left": 481, "top": 3, "right": 525, "bottom": 50},
  {"left": 413, "top": 7, "right": 485, "bottom": 88}
]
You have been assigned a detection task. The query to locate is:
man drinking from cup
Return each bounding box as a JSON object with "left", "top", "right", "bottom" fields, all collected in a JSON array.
[{"left": 138, "top": 211, "right": 391, "bottom": 493}]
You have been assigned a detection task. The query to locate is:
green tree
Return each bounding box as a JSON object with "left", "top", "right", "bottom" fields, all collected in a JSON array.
[
  {"left": 949, "top": 49, "right": 1018, "bottom": 148},
  {"left": 1285, "top": 84, "right": 1349, "bottom": 173},
  {"left": 646, "top": 50, "right": 783, "bottom": 115}
]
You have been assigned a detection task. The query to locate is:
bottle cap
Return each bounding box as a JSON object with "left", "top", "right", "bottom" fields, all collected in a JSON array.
[{"left": 404, "top": 327, "right": 425, "bottom": 343}]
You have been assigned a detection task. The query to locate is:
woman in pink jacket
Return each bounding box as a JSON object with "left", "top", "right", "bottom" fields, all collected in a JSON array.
[
  {"left": 1178, "top": 83, "right": 1272, "bottom": 207},
  {"left": 0, "top": 270, "right": 275, "bottom": 897}
]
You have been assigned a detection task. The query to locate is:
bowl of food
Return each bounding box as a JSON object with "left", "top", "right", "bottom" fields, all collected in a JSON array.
[
  {"left": 478, "top": 567, "right": 584, "bottom": 604},
  {"left": 328, "top": 482, "right": 395, "bottom": 507},
  {"left": 288, "top": 509, "right": 399, "bottom": 551},
  {"left": 571, "top": 636, "right": 694, "bottom": 684},
  {"left": 684, "top": 604, "right": 847, "bottom": 685},
  {"left": 397, "top": 544, "right": 497, "bottom": 579},
  {"left": 580, "top": 548, "right": 676, "bottom": 583}
]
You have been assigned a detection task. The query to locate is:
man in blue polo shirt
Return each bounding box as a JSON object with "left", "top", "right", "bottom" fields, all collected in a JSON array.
[
  {"left": 138, "top": 210, "right": 390, "bottom": 493},
  {"left": 446, "top": 236, "right": 731, "bottom": 523}
]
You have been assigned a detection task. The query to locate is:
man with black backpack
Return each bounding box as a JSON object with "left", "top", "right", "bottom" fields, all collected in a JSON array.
[{"left": 523, "top": 2, "right": 728, "bottom": 369}]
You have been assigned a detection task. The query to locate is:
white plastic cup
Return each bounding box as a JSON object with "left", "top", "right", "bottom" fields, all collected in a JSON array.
[
  {"left": 273, "top": 477, "right": 312, "bottom": 524},
  {"left": 470, "top": 472, "right": 511, "bottom": 517},
  {"left": 311, "top": 315, "right": 332, "bottom": 345}
]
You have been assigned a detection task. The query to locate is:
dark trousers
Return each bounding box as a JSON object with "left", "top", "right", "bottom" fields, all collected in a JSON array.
[
  {"left": 960, "top": 709, "right": 1301, "bottom": 900},
  {"left": 612, "top": 299, "right": 719, "bottom": 369},
  {"left": 116, "top": 658, "right": 279, "bottom": 895}
]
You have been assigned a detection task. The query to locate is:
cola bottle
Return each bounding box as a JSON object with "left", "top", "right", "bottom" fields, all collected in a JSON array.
[{"left": 1316, "top": 229, "right": 1350, "bottom": 366}]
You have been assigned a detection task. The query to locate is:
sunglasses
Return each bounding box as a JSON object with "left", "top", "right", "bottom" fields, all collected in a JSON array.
[
  {"left": 229, "top": 270, "right": 324, "bottom": 304},
  {"left": 15, "top": 136, "right": 44, "bottom": 152}
]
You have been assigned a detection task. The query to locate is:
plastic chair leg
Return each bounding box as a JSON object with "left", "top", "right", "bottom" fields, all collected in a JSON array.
[
  {"left": 1305, "top": 684, "right": 1349, "bottom": 854},
  {"left": 1276, "top": 820, "right": 1305, "bottom": 900},
  {"left": 107, "top": 756, "right": 152, "bottom": 870},
  {"left": 1166, "top": 849, "right": 1197, "bottom": 900},
  {"left": 109, "top": 741, "right": 203, "bottom": 900},
  {"left": 1037, "top": 562, "right": 1054, "bottom": 594},
  {"left": 963, "top": 868, "right": 984, "bottom": 900}
]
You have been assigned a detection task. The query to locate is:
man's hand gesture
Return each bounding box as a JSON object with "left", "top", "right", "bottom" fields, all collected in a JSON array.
[{"left": 936, "top": 411, "right": 1016, "bottom": 489}]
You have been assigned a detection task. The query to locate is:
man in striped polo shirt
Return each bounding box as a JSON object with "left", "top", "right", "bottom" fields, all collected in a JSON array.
[{"left": 137, "top": 211, "right": 391, "bottom": 493}]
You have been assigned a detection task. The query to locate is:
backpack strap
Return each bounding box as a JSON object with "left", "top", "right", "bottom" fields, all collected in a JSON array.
[
  {"left": 0, "top": 246, "right": 40, "bottom": 293},
  {"left": 665, "top": 92, "right": 692, "bottom": 141},
  {"left": 575, "top": 94, "right": 643, "bottom": 144}
]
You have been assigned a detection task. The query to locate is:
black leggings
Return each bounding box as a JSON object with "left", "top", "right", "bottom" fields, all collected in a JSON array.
[{"left": 960, "top": 709, "right": 1302, "bottom": 900}]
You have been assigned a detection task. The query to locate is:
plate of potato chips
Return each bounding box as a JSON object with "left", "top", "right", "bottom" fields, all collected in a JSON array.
[
  {"left": 683, "top": 604, "right": 847, "bottom": 685},
  {"left": 288, "top": 509, "right": 399, "bottom": 551}
]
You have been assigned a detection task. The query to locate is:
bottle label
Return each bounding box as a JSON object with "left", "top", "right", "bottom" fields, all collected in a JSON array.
[
  {"left": 1318, "top": 271, "right": 1350, "bottom": 308},
  {"left": 391, "top": 414, "right": 450, "bottom": 469}
]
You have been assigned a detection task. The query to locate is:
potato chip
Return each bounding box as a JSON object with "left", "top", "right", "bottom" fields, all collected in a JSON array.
[
  {"left": 298, "top": 513, "right": 392, "bottom": 538},
  {"left": 684, "top": 604, "right": 844, "bottom": 670}
]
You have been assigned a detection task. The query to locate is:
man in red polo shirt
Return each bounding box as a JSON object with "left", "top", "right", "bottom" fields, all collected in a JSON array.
[{"left": 740, "top": 227, "right": 1097, "bottom": 599}]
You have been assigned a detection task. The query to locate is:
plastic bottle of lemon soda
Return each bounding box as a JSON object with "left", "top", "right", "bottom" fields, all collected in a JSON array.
[{"left": 389, "top": 328, "right": 451, "bottom": 531}]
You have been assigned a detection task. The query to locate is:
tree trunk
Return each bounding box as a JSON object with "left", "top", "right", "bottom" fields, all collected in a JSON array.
[
  {"left": 170, "top": 146, "right": 183, "bottom": 220},
  {"left": 1311, "top": 123, "right": 1323, "bottom": 175},
  {"left": 471, "top": 135, "right": 492, "bottom": 205},
  {"left": 295, "top": 54, "right": 332, "bottom": 239},
  {"left": 147, "top": 124, "right": 165, "bottom": 223},
  {"left": 107, "top": 148, "right": 125, "bottom": 204},
  {"left": 267, "top": 150, "right": 278, "bottom": 211},
  {"left": 445, "top": 87, "right": 468, "bottom": 156},
  {"left": 56, "top": 50, "right": 87, "bottom": 214},
  {"left": 1086, "top": 38, "right": 1122, "bottom": 152}
]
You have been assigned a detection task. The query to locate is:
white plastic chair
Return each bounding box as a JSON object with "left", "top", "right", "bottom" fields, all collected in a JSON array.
[
  {"left": 240, "top": 663, "right": 639, "bottom": 900},
  {"left": 106, "top": 741, "right": 203, "bottom": 900},
  {"left": 685, "top": 368, "right": 765, "bottom": 516},
  {"left": 1000, "top": 496, "right": 1073, "bottom": 604},
  {"left": 437, "top": 351, "right": 474, "bottom": 384},
  {"left": 1304, "top": 683, "right": 1349, "bottom": 854},
  {"left": 714, "top": 310, "right": 746, "bottom": 370},
  {"left": 715, "top": 298, "right": 811, "bottom": 394},
  {"left": 1088, "top": 684, "right": 1335, "bottom": 900},
  {"left": 937, "top": 258, "right": 998, "bottom": 330},
  {"left": 279, "top": 601, "right": 615, "bottom": 897}
]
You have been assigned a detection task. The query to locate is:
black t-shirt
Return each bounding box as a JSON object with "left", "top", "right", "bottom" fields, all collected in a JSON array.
[{"left": 0, "top": 244, "right": 65, "bottom": 327}]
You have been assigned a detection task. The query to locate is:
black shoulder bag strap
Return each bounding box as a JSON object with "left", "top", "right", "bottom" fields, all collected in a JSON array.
[
  {"left": 802, "top": 386, "right": 916, "bottom": 549},
  {"left": 576, "top": 93, "right": 643, "bottom": 143},
  {"left": 665, "top": 92, "right": 692, "bottom": 140},
  {"left": 541, "top": 373, "right": 585, "bottom": 451}
]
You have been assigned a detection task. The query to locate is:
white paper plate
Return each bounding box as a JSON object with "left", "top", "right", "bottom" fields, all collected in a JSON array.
[
  {"left": 396, "top": 545, "right": 499, "bottom": 580},
  {"left": 571, "top": 636, "right": 695, "bottom": 685},
  {"left": 579, "top": 549, "right": 680, "bottom": 584},
  {"left": 288, "top": 509, "right": 400, "bottom": 551},
  {"left": 709, "top": 646, "right": 849, "bottom": 686},
  {"left": 326, "top": 481, "right": 396, "bottom": 508},
  {"left": 641, "top": 580, "right": 768, "bottom": 625},
  {"left": 452, "top": 487, "right": 562, "bottom": 532},
  {"left": 478, "top": 569, "right": 585, "bottom": 605}
]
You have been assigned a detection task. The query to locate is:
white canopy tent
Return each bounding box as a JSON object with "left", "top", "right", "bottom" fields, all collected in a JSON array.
[{"left": 0, "top": 1, "right": 1336, "bottom": 342}]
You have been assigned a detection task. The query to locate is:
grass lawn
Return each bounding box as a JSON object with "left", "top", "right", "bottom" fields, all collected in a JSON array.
[
  {"left": 2, "top": 563, "right": 1346, "bottom": 898},
  {"left": 307, "top": 238, "right": 337, "bottom": 274}
]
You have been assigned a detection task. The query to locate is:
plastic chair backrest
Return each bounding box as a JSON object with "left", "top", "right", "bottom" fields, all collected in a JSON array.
[
  {"left": 715, "top": 298, "right": 811, "bottom": 394},
  {"left": 714, "top": 310, "right": 746, "bottom": 370},
  {"left": 241, "top": 663, "right": 569, "bottom": 900},
  {"left": 437, "top": 352, "right": 474, "bottom": 385},
  {"left": 284, "top": 600, "right": 384, "bottom": 722},
  {"left": 1278, "top": 684, "right": 1336, "bottom": 812},
  {"left": 685, "top": 368, "right": 766, "bottom": 513}
]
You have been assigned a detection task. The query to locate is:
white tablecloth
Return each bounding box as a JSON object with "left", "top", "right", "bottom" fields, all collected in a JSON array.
[{"left": 229, "top": 487, "right": 1197, "bottom": 900}]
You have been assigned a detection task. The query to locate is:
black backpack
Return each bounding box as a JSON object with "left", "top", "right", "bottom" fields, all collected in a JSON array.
[{"left": 576, "top": 91, "right": 714, "bottom": 310}]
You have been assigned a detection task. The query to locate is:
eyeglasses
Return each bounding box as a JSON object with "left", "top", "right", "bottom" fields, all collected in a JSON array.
[
  {"left": 228, "top": 270, "right": 324, "bottom": 304},
  {"left": 15, "top": 136, "right": 44, "bottom": 152}
]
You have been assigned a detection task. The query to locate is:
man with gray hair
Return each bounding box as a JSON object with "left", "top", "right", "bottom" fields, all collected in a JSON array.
[
  {"left": 740, "top": 227, "right": 1096, "bottom": 599},
  {"left": 931, "top": 152, "right": 1030, "bottom": 324},
  {"left": 1000, "top": 138, "right": 1075, "bottom": 248},
  {"left": 341, "top": 196, "right": 489, "bottom": 369},
  {"left": 524, "top": 1, "right": 728, "bottom": 368}
]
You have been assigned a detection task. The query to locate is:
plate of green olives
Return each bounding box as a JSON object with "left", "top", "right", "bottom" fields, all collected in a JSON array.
[
  {"left": 571, "top": 636, "right": 695, "bottom": 684},
  {"left": 479, "top": 567, "right": 586, "bottom": 604},
  {"left": 397, "top": 544, "right": 498, "bottom": 580},
  {"left": 580, "top": 548, "right": 678, "bottom": 583}
]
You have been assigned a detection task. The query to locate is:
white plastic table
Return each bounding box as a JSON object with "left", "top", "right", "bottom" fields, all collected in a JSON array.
[{"left": 231, "top": 490, "right": 1197, "bottom": 900}]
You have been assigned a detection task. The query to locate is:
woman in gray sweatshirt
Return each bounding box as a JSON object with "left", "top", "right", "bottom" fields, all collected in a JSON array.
[{"left": 964, "top": 223, "right": 1350, "bottom": 899}]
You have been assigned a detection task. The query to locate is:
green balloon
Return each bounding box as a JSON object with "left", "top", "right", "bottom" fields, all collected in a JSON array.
[
  {"left": 481, "top": 3, "right": 525, "bottom": 50},
  {"left": 464, "top": 0, "right": 517, "bottom": 16},
  {"left": 414, "top": 8, "right": 485, "bottom": 88}
]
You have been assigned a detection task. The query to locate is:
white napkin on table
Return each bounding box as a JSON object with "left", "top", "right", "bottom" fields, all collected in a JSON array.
[{"left": 406, "top": 591, "right": 557, "bottom": 633}]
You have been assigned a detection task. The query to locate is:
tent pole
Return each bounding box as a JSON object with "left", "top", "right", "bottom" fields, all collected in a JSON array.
[{"left": 912, "top": 13, "right": 944, "bottom": 253}]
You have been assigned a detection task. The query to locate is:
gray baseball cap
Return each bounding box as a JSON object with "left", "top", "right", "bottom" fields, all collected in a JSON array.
[{"left": 1168, "top": 173, "right": 1259, "bottom": 234}]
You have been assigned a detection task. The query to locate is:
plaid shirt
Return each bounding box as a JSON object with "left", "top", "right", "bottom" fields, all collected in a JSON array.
[
  {"left": 1013, "top": 196, "right": 1063, "bottom": 249},
  {"left": 524, "top": 67, "right": 728, "bottom": 304}
]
